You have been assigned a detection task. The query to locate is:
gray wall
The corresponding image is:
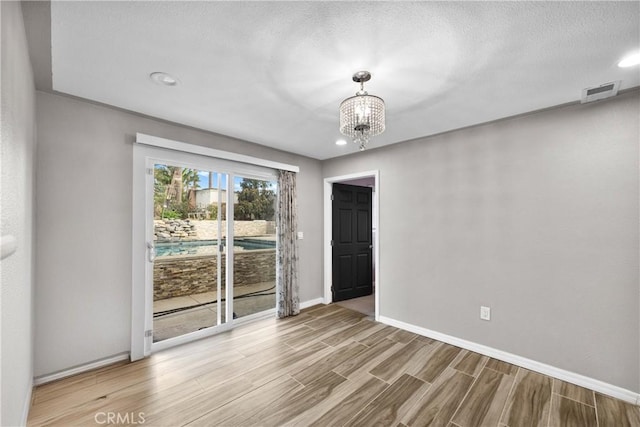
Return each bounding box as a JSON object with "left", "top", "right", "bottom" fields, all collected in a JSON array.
[
  {"left": 323, "top": 91, "right": 640, "bottom": 392},
  {"left": 35, "top": 92, "right": 323, "bottom": 377},
  {"left": 1, "top": 1, "right": 37, "bottom": 424}
]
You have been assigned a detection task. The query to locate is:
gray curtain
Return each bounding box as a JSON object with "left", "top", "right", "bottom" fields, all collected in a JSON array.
[{"left": 276, "top": 170, "right": 300, "bottom": 318}]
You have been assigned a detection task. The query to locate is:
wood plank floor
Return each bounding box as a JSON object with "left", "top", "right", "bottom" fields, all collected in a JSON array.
[{"left": 28, "top": 305, "right": 640, "bottom": 427}]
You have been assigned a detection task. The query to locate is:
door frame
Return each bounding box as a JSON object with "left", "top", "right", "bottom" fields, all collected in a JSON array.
[
  {"left": 133, "top": 149, "right": 238, "bottom": 359},
  {"left": 132, "top": 133, "right": 297, "bottom": 361},
  {"left": 323, "top": 170, "right": 379, "bottom": 321}
]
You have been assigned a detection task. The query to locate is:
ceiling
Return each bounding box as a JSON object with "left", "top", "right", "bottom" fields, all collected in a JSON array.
[{"left": 30, "top": 1, "right": 640, "bottom": 159}]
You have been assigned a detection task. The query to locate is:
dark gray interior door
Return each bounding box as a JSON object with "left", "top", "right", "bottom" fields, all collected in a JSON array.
[{"left": 332, "top": 183, "right": 373, "bottom": 302}]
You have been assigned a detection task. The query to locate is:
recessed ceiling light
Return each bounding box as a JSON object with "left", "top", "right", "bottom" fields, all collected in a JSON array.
[
  {"left": 335, "top": 139, "right": 347, "bottom": 146},
  {"left": 618, "top": 52, "right": 640, "bottom": 68},
  {"left": 150, "top": 72, "right": 178, "bottom": 86}
]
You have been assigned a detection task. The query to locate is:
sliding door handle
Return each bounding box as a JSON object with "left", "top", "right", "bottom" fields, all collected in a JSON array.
[{"left": 147, "top": 242, "right": 156, "bottom": 262}]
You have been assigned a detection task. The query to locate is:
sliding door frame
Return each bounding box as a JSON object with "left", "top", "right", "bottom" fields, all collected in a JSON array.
[{"left": 132, "top": 134, "right": 297, "bottom": 361}]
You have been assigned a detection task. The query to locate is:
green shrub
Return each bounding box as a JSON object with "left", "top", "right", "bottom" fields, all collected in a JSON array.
[{"left": 161, "top": 210, "right": 181, "bottom": 219}]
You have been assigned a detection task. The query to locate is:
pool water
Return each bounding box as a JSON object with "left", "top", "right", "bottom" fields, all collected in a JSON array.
[{"left": 156, "top": 238, "right": 275, "bottom": 257}]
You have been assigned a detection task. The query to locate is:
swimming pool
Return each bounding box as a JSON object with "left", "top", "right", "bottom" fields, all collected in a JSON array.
[{"left": 156, "top": 238, "right": 275, "bottom": 257}]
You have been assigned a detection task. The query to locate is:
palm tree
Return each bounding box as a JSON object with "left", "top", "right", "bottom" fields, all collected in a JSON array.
[{"left": 154, "top": 166, "right": 201, "bottom": 218}]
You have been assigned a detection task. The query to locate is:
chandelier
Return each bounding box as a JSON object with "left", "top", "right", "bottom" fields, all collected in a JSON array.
[{"left": 339, "top": 71, "right": 386, "bottom": 151}]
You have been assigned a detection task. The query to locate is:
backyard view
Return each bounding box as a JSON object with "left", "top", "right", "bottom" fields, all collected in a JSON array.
[{"left": 152, "top": 164, "right": 277, "bottom": 342}]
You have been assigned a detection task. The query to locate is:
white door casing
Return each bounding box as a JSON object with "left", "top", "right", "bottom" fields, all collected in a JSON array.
[{"left": 132, "top": 134, "right": 296, "bottom": 360}]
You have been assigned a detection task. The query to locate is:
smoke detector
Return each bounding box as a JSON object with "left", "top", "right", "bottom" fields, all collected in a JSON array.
[{"left": 581, "top": 81, "right": 620, "bottom": 104}]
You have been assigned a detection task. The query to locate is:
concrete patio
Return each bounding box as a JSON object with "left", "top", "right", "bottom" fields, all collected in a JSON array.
[{"left": 153, "top": 281, "right": 276, "bottom": 342}]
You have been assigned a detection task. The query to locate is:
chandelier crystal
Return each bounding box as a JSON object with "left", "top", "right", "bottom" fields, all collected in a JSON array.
[{"left": 339, "top": 71, "right": 385, "bottom": 151}]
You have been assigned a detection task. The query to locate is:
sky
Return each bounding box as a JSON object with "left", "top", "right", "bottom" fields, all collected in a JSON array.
[
  {"left": 197, "top": 171, "right": 276, "bottom": 192},
  {"left": 197, "top": 171, "right": 228, "bottom": 190},
  {"left": 156, "top": 165, "right": 274, "bottom": 192}
]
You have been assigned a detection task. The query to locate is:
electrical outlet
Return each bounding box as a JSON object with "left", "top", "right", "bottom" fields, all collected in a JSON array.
[
  {"left": 480, "top": 306, "right": 491, "bottom": 321},
  {"left": 297, "top": 231, "right": 304, "bottom": 240}
]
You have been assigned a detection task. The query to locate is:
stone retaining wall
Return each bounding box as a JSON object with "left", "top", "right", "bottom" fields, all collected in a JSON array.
[
  {"left": 154, "top": 219, "right": 275, "bottom": 242},
  {"left": 153, "top": 249, "right": 276, "bottom": 300},
  {"left": 154, "top": 219, "right": 198, "bottom": 241}
]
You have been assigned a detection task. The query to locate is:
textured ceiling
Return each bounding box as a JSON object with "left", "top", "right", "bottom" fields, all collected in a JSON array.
[{"left": 48, "top": 1, "right": 639, "bottom": 160}]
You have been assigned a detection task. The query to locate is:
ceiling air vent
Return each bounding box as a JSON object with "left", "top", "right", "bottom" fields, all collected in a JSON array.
[{"left": 581, "top": 81, "right": 621, "bottom": 104}]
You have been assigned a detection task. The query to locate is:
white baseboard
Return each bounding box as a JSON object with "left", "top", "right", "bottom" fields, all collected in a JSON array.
[
  {"left": 300, "top": 297, "right": 325, "bottom": 309},
  {"left": 379, "top": 315, "right": 640, "bottom": 405},
  {"left": 33, "top": 352, "right": 130, "bottom": 386},
  {"left": 33, "top": 298, "right": 325, "bottom": 387}
]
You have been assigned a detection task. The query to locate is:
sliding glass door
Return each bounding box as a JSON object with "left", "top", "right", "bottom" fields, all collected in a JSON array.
[
  {"left": 132, "top": 143, "right": 280, "bottom": 356},
  {"left": 151, "top": 164, "right": 229, "bottom": 343},
  {"left": 232, "top": 175, "right": 277, "bottom": 320}
]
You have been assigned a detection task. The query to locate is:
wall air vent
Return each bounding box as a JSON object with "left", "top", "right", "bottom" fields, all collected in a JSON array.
[{"left": 581, "top": 80, "right": 621, "bottom": 104}]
